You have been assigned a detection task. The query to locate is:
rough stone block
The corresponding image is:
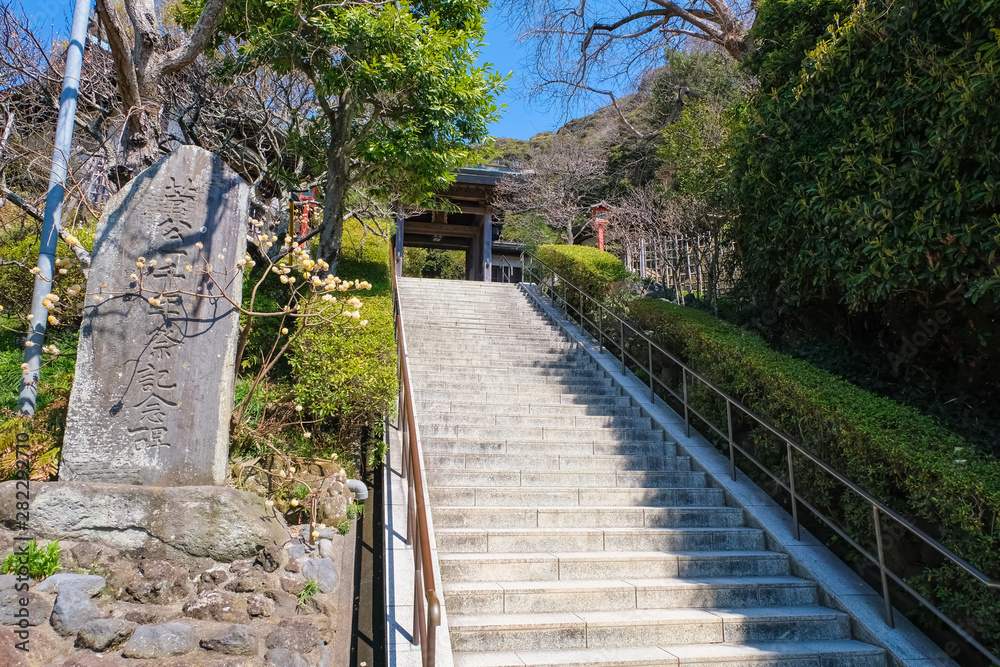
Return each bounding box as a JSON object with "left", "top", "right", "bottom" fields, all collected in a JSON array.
[
  {"left": 0, "top": 482, "right": 287, "bottom": 562},
  {"left": 61, "top": 145, "right": 248, "bottom": 486}
]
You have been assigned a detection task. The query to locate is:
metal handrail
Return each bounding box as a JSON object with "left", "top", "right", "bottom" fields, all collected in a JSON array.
[
  {"left": 521, "top": 250, "right": 999, "bottom": 665},
  {"left": 390, "top": 261, "right": 441, "bottom": 667},
  {"left": 497, "top": 255, "right": 516, "bottom": 283}
]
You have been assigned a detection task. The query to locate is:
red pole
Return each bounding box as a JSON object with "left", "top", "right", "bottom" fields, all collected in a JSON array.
[{"left": 597, "top": 221, "right": 606, "bottom": 251}]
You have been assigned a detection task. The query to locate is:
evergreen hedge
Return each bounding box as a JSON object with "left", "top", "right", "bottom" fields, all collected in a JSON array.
[
  {"left": 629, "top": 298, "right": 1000, "bottom": 651},
  {"left": 535, "top": 244, "right": 633, "bottom": 299}
]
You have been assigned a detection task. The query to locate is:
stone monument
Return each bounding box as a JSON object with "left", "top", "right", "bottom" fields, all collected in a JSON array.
[{"left": 60, "top": 145, "right": 248, "bottom": 486}]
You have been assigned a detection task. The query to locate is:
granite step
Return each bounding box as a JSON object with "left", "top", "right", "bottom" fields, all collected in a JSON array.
[
  {"left": 448, "top": 606, "right": 851, "bottom": 652},
  {"left": 433, "top": 527, "right": 766, "bottom": 553},
  {"left": 430, "top": 506, "right": 744, "bottom": 529},
  {"left": 423, "top": 453, "right": 688, "bottom": 471},
  {"left": 442, "top": 576, "right": 818, "bottom": 615},
  {"left": 427, "top": 486, "right": 720, "bottom": 508},
  {"left": 450, "top": 640, "right": 886, "bottom": 667},
  {"left": 437, "top": 551, "right": 791, "bottom": 582}
]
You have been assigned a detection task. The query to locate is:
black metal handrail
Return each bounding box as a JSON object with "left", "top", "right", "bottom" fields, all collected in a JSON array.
[
  {"left": 521, "top": 250, "right": 999, "bottom": 666},
  {"left": 390, "top": 262, "right": 441, "bottom": 667}
]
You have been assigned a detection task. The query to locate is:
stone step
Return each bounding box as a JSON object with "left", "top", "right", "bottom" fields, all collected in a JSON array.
[
  {"left": 442, "top": 576, "right": 818, "bottom": 615},
  {"left": 423, "top": 453, "right": 688, "bottom": 472},
  {"left": 418, "top": 426, "right": 664, "bottom": 443},
  {"left": 415, "top": 391, "right": 629, "bottom": 406},
  {"left": 406, "top": 330, "right": 571, "bottom": 341},
  {"left": 422, "top": 440, "right": 677, "bottom": 457},
  {"left": 433, "top": 527, "right": 766, "bottom": 553},
  {"left": 431, "top": 506, "right": 744, "bottom": 529},
  {"left": 425, "top": 469, "right": 704, "bottom": 489},
  {"left": 406, "top": 336, "right": 580, "bottom": 348},
  {"left": 412, "top": 359, "right": 597, "bottom": 372},
  {"left": 412, "top": 382, "right": 621, "bottom": 397},
  {"left": 404, "top": 317, "right": 555, "bottom": 328},
  {"left": 437, "top": 551, "right": 791, "bottom": 582},
  {"left": 417, "top": 403, "right": 643, "bottom": 418},
  {"left": 423, "top": 414, "right": 653, "bottom": 430},
  {"left": 448, "top": 606, "right": 851, "bottom": 652},
  {"left": 428, "top": 487, "right": 721, "bottom": 508},
  {"left": 451, "top": 640, "right": 885, "bottom": 667},
  {"left": 413, "top": 370, "right": 610, "bottom": 386}
]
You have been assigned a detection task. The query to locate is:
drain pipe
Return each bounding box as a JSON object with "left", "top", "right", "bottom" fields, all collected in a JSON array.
[{"left": 347, "top": 479, "right": 368, "bottom": 501}]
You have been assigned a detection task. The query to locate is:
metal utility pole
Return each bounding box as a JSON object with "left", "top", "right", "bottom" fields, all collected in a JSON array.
[{"left": 18, "top": 0, "right": 92, "bottom": 415}]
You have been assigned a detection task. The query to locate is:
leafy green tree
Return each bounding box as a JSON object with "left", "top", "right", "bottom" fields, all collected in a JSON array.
[
  {"left": 731, "top": 0, "right": 1000, "bottom": 360},
  {"left": 189, "top": 0, "right": 504, "bottom": 272}
]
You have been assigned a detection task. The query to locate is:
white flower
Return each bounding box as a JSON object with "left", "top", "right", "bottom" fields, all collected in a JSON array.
[
  {"left": 295, "top": 405, "right": 303, "bottom": 412},
  {"left": 195, "top": 241, "right": 204, "bottom": 249}
]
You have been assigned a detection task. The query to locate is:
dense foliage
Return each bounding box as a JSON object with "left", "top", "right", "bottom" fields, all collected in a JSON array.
[
  {"left": 535, "top": 244, "right": 634, "bottom": 299},
  {"left": 731, "top": 0, "right": 1000, "bottom": 379},
  {"left": 290, "top": 220, "right": 396, "bottom": 466}
]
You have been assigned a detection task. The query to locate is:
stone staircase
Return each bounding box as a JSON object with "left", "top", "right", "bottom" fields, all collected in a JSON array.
[{"left": 398, "top": 277, "right": 886, "bottom": 667}]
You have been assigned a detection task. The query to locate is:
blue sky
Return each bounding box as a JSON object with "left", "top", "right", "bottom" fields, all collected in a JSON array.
[{"left": 15, "top": 0, "right": 606, "bottom": 140}]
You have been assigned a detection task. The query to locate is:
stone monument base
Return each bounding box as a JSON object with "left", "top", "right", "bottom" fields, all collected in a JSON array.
[{"left": 0, "top": 482, "right": 289, "bottom": 562}]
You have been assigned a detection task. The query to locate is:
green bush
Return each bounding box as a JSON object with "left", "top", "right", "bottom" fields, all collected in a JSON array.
[
  {"left": 536, "top": 244, "right": 634, "bottom": 300},
  {"left": 290, "top": 220, "right": 397, "bottom": 463},
  {"left": 628, "top": 297, "right": 1000, "bottom": 649}
]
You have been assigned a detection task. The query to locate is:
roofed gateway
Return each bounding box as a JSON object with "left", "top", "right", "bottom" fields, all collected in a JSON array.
[{"left": 392, "top": 166, "right": 520, "bottom": 282}]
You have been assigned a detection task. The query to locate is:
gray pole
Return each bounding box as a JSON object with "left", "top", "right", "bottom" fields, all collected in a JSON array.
[{"left": 18, "top": 0, "right": 92, "bottom": 415}]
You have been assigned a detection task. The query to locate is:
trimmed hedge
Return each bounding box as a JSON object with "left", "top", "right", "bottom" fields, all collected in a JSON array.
[
  {"left": 290, "top": 220, "right": 397, "bottom": 462},
  {"left": 535, "top": 244, "right": 633, "bottom": 299},
  {"left": 629, "top": 297, "right": 1000, "bottom": 649}
]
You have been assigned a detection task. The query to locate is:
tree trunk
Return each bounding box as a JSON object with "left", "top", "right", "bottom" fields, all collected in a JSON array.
[{"left": 316, "top": 94, "right": 356, "bottom": 274}]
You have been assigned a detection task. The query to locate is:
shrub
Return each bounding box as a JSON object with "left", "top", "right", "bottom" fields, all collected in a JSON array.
[
  {"left": 628, "top": 297, "right": 1000, "bottom": 650},
  {"left": 0, "top": 224, "right": 93, "bottom": 320},
  {"left": 290, "top": 220, "right": 397, "bottom": 465},
  {"left": 535, "top": 244, "right": 634, "bottom": 300}
]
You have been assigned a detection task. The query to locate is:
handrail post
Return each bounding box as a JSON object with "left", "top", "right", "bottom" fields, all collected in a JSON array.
[
  {"left": 682, "top": 368, "right": 690, "bottom": 437},
  {"left": 786, "top": 439, "right": 801, "bottom": 541},
  {"left": 412, "top": 538, "right": 422, "bottom": 645},
  {"left": 727, "top": 399, "right": 736, "bottom": 481},
  {"left": 873, "top": 506, "right": 895, "bottom": 629},
  {"left": 598, "top": 308, "right": 603, "bottom": 352},
  {"left": 647, "top": 340, "right": 655, "bottom": 403},
  {"left": 579, "top": 290, "right": 584, "bottom": 328},
  {"left": 620, "top": 320, "right": 626, "bottom": 373}
]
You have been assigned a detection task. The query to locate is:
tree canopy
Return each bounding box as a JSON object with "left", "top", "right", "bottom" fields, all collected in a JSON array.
[{"left": 186, "top": 0, "right": 505, "bottom": 270}]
